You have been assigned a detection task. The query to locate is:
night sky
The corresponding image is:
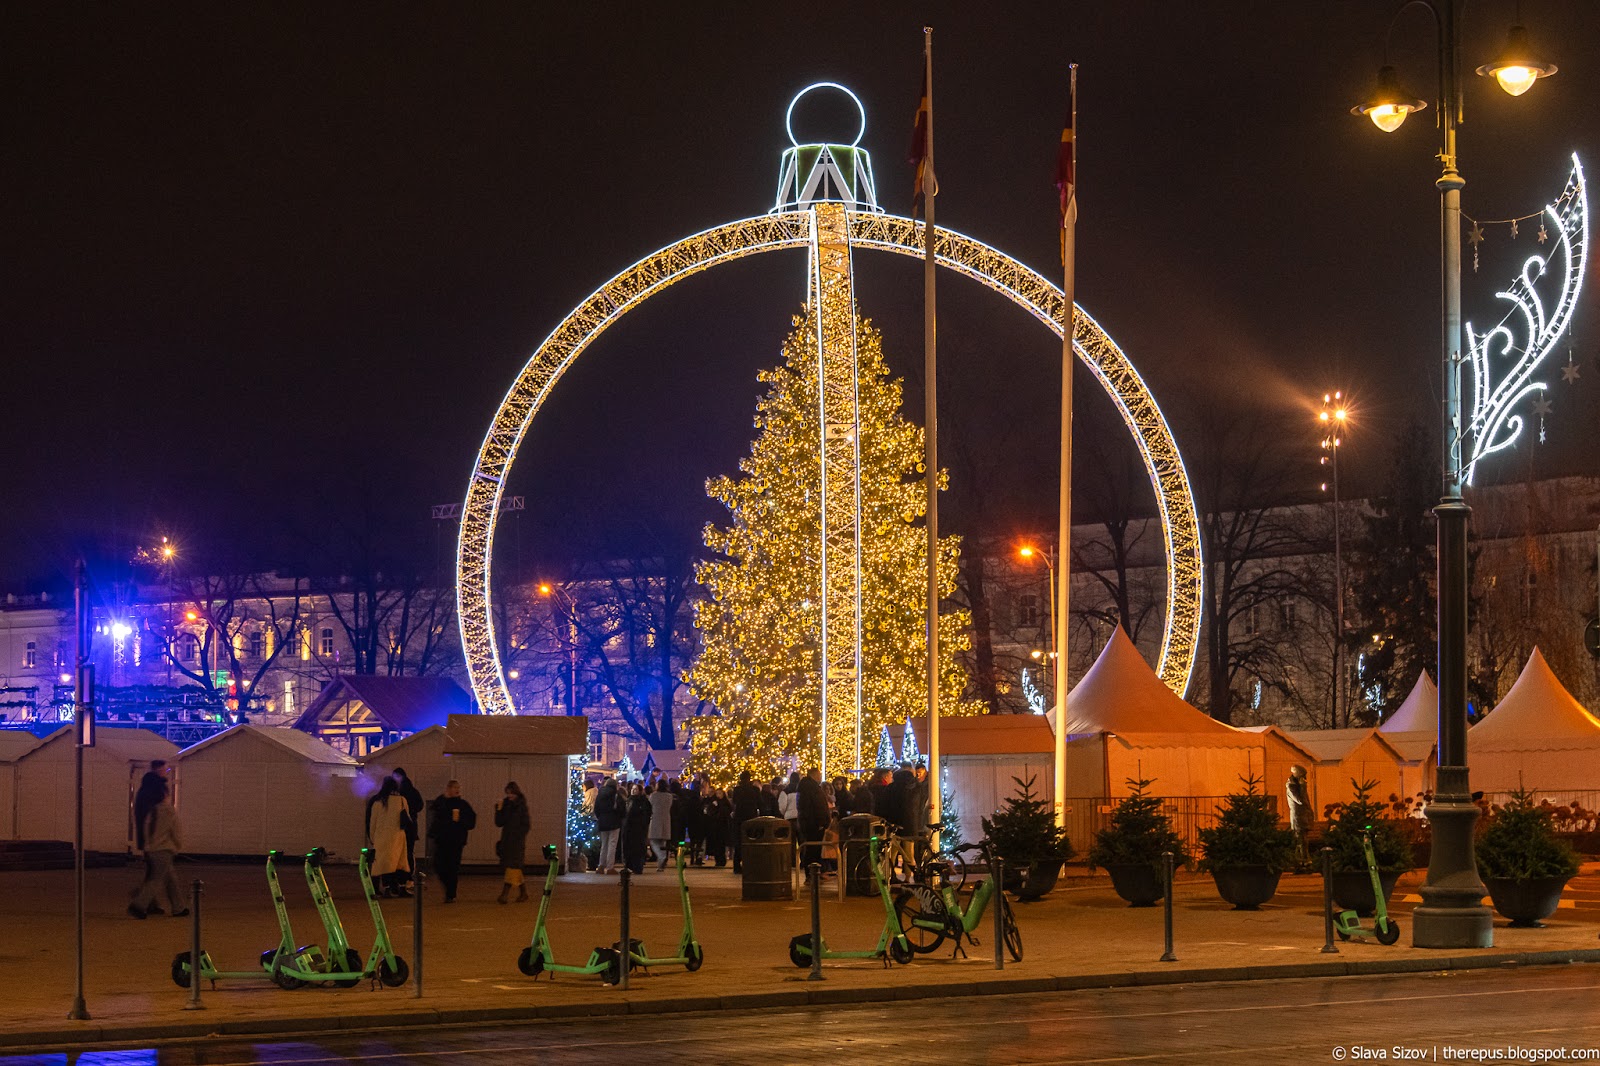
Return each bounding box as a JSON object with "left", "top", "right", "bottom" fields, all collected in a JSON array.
[{"left": 5, "top": 2, "right": 1599, "bottom": 589}]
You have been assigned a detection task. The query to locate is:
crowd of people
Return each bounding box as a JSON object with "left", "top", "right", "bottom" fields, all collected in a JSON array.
[{"left": 121, "top": 757, "right": 935, "bottom": 915}]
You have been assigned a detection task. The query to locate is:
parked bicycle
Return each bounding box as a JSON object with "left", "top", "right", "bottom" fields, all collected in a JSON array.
[{"left": 893, "top": 835, "right": 1022, "bottom": 961}]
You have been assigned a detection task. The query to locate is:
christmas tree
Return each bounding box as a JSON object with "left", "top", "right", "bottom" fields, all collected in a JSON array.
[
  {"left": 565, "top": 756, "right": 597, "bottom": 860},
  {"left": 900, "top": 717, "right": 920, "bottom": 764},
  {"left": 687, "top": 309, "right": 974, "bottom": 782},
  {"left": 875, "top": 724, "right": 896, "bottom": 768}
]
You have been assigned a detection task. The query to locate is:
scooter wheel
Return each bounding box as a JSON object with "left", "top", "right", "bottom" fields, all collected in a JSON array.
[
  {"left": 685, "top": 943, "right": 704, "bottom": 972},
  {"left": 378, "top": 955, "right": 410, "bottom": 987},
  {"left": 1336, "top": 928, "right": 1350, "bottom": 941},
  {"left": 1376, "top": 919, "right": 1401, "bottom": 945},
  {"left": 788, "top": 933, "right": 816, "bottom": 969},
  {"left": 332, "top": 948, "right": 363, "bottom": 988},
  {"left": 516, "top": 946, "right": 545, "bottom": 977},
  {"left": 171, "top": 951, "right": 193, "bottom": 989},
  {"left": 595, "top": 947, "right": 623, "bottom": 985},
  {"left": 887, "top": 937, "right": 914, "bottom": 966}
]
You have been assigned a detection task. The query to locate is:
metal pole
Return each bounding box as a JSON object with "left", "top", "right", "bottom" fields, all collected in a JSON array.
[
  {"left": 807, "top": 862, "right": 825, "bottom": 981},
  {"left": 68, "top": 561, "right": 90, "bottom": 1021},
  {"left": 1414, "top": 0, "right": 1491, "bottom": 950},
  {"left": 618, "top": 868, "right": 631, "bottom": 990},
  {"left": 184, "top": 879, "right": 204, "bottom": 1010},
  {"left": 1332, "top": 439, "right": 1344, "bottom": 727},
  {"left": 1159, "top": 851, "right": 1176, "bottom": 962},
  {"left": 992, "top": 856, "right": 1004, "bottom": 970},
  {"left": 1054, "top": 64, "right": 1078, "bottom": 830},
  {"left": 413, "top": 864, "right": 424, "bottom": 998},
  {"left": 1321, "top": 847, "right": 1339, "bottom": 954},
  {"left": 921, "top": 25, "right": 943, "bottom": 849}
]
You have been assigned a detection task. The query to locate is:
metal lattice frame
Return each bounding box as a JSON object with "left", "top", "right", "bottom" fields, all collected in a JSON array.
[{"left": 459, "top": 211, "right": 1203, "bottom": 714}]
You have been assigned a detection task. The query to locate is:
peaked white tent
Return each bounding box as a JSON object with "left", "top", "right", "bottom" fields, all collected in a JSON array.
[
  {"left": 174, "top": 725, "right": 363, "bottom": 857},
  {"left": 1380, "top": 673, "right": 1438, "bottom": 733},
  {"left": 1470, "top": 648, "right": 1600, "bottom": 794}
]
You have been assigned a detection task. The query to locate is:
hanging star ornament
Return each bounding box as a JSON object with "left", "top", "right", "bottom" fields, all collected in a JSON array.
[
  {"left": 1511, "top": 218, "right": 1519, "bottom": 239},
  {"left": 1468, "top": 221, "right": 1486, "bottom": 247},
  {"left": 1531, "top": 396, "right": 1554, "bottom": 416},
  {"left": 1538, "top": 221, "right": 1549, "bottom": 244},
  {"left": 1562, "top": 361, "right": 1582, "bottom": 384}
]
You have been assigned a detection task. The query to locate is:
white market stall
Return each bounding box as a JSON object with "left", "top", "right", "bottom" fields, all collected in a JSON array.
[
  {"left": 0, "top": 731, "right": 42, "bottom": 839},
  {"left": 442, "top": 715, "right": 588, "bottom": 868},
  {"left": 13, "top": 727, "right": 178, "bottom": 853},
  {"left": 1282, "top": 728, "right": 1408, "bottom": 812},
  {"left": 173, "top": 725, "right": 363, "bottom": 858},
  {"left": 1470, "top": 648, "right": 1600, "bottom": 795}
]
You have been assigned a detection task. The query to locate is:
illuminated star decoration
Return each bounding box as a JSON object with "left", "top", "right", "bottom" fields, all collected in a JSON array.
[
  {"left": 1562, "top": 361, "right": 1582, "bottom": 384},
  {"left": 1531, "top": 395, "right": 1554, "bottom": 443},
  {"left": 1463, "top": 154, "right": 1589, "bottom": 485},
  {"left": 1469, "top": 221, "right": 1486, "bottom": 273}
]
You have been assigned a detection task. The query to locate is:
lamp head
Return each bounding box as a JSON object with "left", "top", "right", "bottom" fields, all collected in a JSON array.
[
  {"left": 1352, "top": 65, "right": 1427, "bottom": 132},
  {"left": 1476, "top": 25, "right": 1556, "bottom": 97}
]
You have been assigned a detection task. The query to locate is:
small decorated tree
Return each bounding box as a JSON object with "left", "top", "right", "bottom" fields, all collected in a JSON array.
[
  {"left": 875, "top": 725, "right": 896, "bottom": 769},
  {"left": 982, "top": 775, "right": 1073, "bottom": 871},
  {"left": 1198, "top": 774, "right": 1297, "bottom": 874},
  {"left": 1477, "top": 789, "right": 1579, "bottom": 882},
  {"left": 937, "top": 759, "right": 964, "bottom": 848},
  {"left": 1323, "top": 778, "right": 1413, "bottom": 874},
  {"left": 1089, "top": 778, "right": 1190, "bottom": 871},
  {"left": 566, "top": 757, "right": 598, "bottom": 869}
]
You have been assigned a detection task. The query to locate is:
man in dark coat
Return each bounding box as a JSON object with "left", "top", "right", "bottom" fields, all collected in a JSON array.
[
  {"left": 796, "top": 767, "right": 832, "bottom": 872},
  {"left": 729, "top": 770, "right": 762, "bottom": 873},
  {"left": 427, "top": 780, "right": 476, "bottom": 903}
]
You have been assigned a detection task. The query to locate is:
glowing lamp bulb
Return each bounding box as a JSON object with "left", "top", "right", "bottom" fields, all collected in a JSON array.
[
  {"left": 538, "top": 583, "right": 552, "bottom": 596},
  {"left": 184, "top": 611, "right": 198, "bottom": 622},
  {"left": 1335, "top": 408, "right": 1347, "bottom": 421},
  {"left": 1493, "top": 65, "right": 1538, "bottom": 97},
  {"left": 1368, "top": 104, "right": 1410, "bottom": 133},
  {"left": 1018, "top": 546, "right": 1035, "bottom": 559}
]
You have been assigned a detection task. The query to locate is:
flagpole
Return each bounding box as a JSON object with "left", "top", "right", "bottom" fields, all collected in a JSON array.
[
  {"left": 921, "top": 26, "right": 942, "bottom": 844},
  {"left": 1053, "top": 65, "right": 1077, "bottom": 830}
]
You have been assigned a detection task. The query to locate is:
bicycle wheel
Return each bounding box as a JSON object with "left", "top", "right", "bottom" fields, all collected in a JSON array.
[
  {"left": 1001, "top": 897, "right": 1023, "bottom": 962},
  {"left": 894, "top": 884, "right": 950, "bottom": 954}
]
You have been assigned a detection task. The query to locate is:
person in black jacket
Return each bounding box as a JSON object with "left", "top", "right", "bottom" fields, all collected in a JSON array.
[
  {"left": 493, "top": 782, "right": 531, "bottom": 904},
  {"left": 703, "top": 787, "right": 732, "bottom": 867},
  {"left": 391, "top": 767, "right": 424, "bottom": 889},
  {"left": 427, "top": 780, "right": 476, "bottom": 903},
  {"left": 593, "top": 777, "right": 626, "bottom": 874},
  {"left": 796, "top": 767, "right": 832, "bottom": 872},
  {"left": 729, "top": 770, "right": 762, "bottom": 873},
  {"left": 622, "top": 782, "right": 652, "bottom": 875}
]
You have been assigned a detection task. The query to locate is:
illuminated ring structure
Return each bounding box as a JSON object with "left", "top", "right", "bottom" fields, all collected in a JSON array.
[{"left": 458, "top": 212, "right": 1204, "bottom": 715}]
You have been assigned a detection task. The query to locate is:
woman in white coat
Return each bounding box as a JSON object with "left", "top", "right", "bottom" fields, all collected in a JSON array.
[{"left": 366, "top": 777, "right": 412, "bottom": 897}]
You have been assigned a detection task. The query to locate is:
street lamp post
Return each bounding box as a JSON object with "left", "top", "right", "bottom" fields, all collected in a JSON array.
[
  {"left": 539, "top": 583, "right": 580, "bottom": 717},
  {"left": 1018, "top": 545, "right": 1057, "bottom": 691},
  {"left": 1352, "top": 0, "right": 1555, "bottom": 949},
  {"left": 1318, "top": 393, "right": 1348, "bottom": 727}
]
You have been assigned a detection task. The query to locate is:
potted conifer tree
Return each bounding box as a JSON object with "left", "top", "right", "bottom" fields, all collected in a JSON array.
[
  {"left": 982, "top": 775, "right": 1074, "bottom": 900},
  {"left": 1198, "top": 774, "right": 1298, "bottom": 909},
  {"left": 1088, "top": 778, "right": 1190, "bottom": 907},
  {"left": 1477, "top": 789, "right": 1580, "bottom": 928},
  {"left": 1323, "top": 778, "right": 1412, "bottom": 916}
]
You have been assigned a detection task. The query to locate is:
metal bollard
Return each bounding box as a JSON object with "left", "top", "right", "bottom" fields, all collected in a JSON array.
[
  {"left": 184, "top": 878, "right": 205, "bottom": 1010},
  {"left": 618, "top": 868, "right": 631, "bottom": 990},
  {"left": 413, "top": 864, "right": 424, "bottom": 998},
  {"left": 807, "top": 862, "right": 825, "bottom": 981},
  {"left": 992, "top": 857, "right": 1005, "bottom": 970},
  {"left": 1159, "top": 852, "right": 1176, "bottom": 962},
  {"left": 1321, "top": 847, "right": 1339, "bottom": 954}
]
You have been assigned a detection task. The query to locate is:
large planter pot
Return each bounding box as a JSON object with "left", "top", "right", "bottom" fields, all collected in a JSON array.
[
  {"left": 1331, "top": 869, "right": 1401, "bottom": 917},
  {"left": 1210, "top": 864, "right": 1282, "bottom": 910},
  {"left": 1105, "top": 862, "right": 1164, "bottom": 907},
  {"left": 1014, "top": 860, "right": 1063, "bottom": 901},
  {"left": 1485, "top": 875, "right": 1570, "bottom": 928}
]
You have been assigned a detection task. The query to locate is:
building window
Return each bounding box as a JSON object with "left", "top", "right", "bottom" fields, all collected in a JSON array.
[
  {"left": 1523, "top": 571, "right": 1538, "bottom": 613},
  {"left": 1242, "top": 604, "right": 1260, "bottom": 637},
  {"left": 181, "top": 634, "right": 199, "bottom": 663},
  {"left": 24, "top": 641, "right": 36, "bottom": 669},
  {"left": 320, "top": 628, "right": 334, "bottom": 656},
  {"left": 249, "top": 631, "right": 265, "bottom": 659},
  {"left": 1279, "top": 600, "right": 1297, "bottom": 631},
  {"left": 284, "top": 680, "right": 295, "bottom": 719},
  {"left": 1017, "top": 594, "right": 1041, "bottom": 628}
]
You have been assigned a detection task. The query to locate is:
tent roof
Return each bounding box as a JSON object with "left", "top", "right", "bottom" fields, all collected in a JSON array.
[
  {"left": 1060, "top": 627, "right": 1236, "bottom": 738},
  {"left": 908, "top": 714, "right": 1055, "bottom": 756},
  {"left": 1470, "top": 648, "right": 1600, "bottom": 752},
  {"left": 443, "top": 713, "right": 588, "bottom": 756},
  {"left": 1236, "top": 724, "right": 1320, "bottom": 764},
  {"left": 1284, "top": 727, "right": 1404, "bottom": 764},
  {"left": 1380, "top": 673, "right": 1437, "bottom": 733},
  {"left": 23, "top": 725, "right": 178, "bottom": 763},
  {"left": 1381, "top": 730, "right": 1437, "bottom": 763},
  {"left": 0, "top": 729, "right": 41, "bottom": 761},
  {"left": 359, "top": 725, "right": 450, "bottom": 765},
  {"left": 178, "top": 724, "right": 359, "bottom": 765},
  {"left": 293, "top": 676, "right": 473, "bottom": 735}
]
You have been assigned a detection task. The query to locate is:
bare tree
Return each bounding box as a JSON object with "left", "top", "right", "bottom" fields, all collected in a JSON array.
[{"left": 155, "top": 570, "right": 307, "bottom": 713}]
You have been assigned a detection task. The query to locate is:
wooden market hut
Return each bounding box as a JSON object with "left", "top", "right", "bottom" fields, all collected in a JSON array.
[
  {"left": 13, "top": 726, "right": 178, "bottom": 853},
  {"left": 0, "top": 730, "right": 42, "bottom": 840},
  {"left": 1281, "top": 728, "right": 1408, "bottom": 813},
  {"left": 293, "top": 676, "right": 472, "bottom": 757},
  {"left": 439, "top": 714, "right": 588, "bottom": 868},
  {"left": 172, "top": 724, "right": 363, "bottom": 857}
]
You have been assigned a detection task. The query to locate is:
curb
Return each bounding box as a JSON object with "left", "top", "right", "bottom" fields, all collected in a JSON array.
[{"left": 7, "top": 949, "right": 1600, "bottom": 1053}]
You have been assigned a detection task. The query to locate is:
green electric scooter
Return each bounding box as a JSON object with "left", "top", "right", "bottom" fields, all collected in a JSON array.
[
  {"left": 611, "top": 843, "right": 705, "bottom": 972},
  {"left": 1332, "top": 829, "right": 1401, "bottom": 945},
  {"left": 270, "top": 847, "right": 410, "bottom": 987},
  {"left": 170, "top": 850, "right": 326, "bottom": 990},
  {"left": 788, "top": 835, "right": 915, "bottom": 968},
  {"left": 517, "top": 844, "right": 624, "bottom": 983}
]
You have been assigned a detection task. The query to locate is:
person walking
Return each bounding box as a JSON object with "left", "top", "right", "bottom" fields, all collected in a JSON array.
[
  {"left": 648, "top": 781, "right": 676, "bottom": 871},
  {"left": 622, "top": 782, "right": 652, "bottom": 875},
  {"left": 130, "top": 760, "right": 170, "bottom": 913},
  {"left": 129, "top": 779, "right": 187, "bottom": 919},
  {"left": 367, "top": 777, "right": 413, "bottom": 898},
  {"left": 593, "top": 776, "right": 625, "bottom": 874},
  {"left": 427, "top": 780, "right": 476, "bottom": 903},
  {"left": 730, "top": 770, "right": 761, "bottom": 874},
  {"left": 494, "top": 782, "right": 531, "bottom": 903},
  {"left": 391, "top": 767, "right": 424, "bottom": 888}
]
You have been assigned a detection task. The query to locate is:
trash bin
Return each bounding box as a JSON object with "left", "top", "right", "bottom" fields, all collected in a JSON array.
[
  {"left": 840, "top": 814, "right": 888, "bottom": 896},
  {"left": 741, "top": 817, "right": 794, "bottom": 901}
]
